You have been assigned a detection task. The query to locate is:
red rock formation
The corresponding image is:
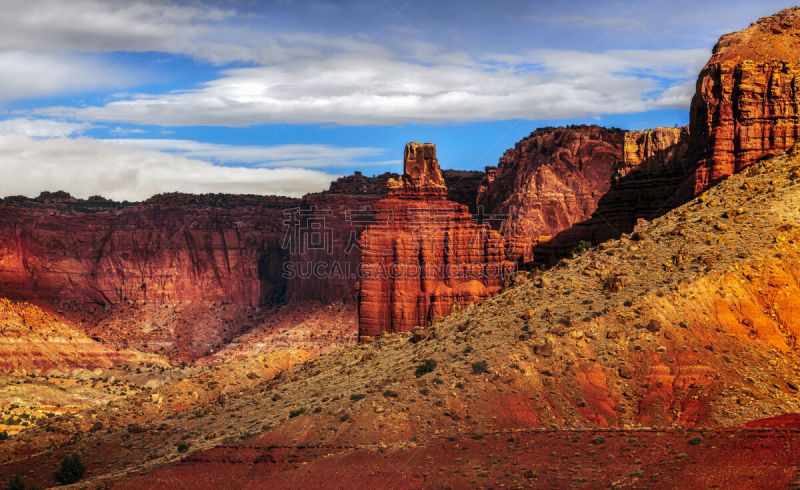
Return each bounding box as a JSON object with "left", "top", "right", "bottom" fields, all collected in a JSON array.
[
  {"left": 387, "top": 143, "right": 448, "bottom": 198},
  {"left": 476, "top": 126, "right": 625, "bottom": 262},
  {"left": 689, "top": 7, "right": 800, "bottom": 195},
  {"left": 282, "top": 170, "right": 483, "bottom": 304},
  {"left": 0, "top": 299, "right": 163, "bottom": 373},
  {"left": 0, "top": 168, "right": 485, "bottom": 318},
  {"left": 358, "top": 142, "right": 514, "bottom": 340},
  {"left": 0, "top": 193, "right": 296, "bottom": 308},
  {"left": 533, "top": 126, "right": 691, "bottom": 260}
]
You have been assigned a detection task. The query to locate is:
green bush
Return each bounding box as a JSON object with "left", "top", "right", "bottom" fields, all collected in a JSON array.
[
  {"left": 414, "top": 359, "right": 437, "bottom": 377},
  {"left": 7, "top": 475, "right": 25, "bottom": 490},
  {"left": 570, "top": 240, "right": 593, "bottom": 257},
  {"left": 54, "top": 453, "right": 85, "bottom": 485},
  {"left": 471, "top": 361, "right": 489, "bottom": 375}
]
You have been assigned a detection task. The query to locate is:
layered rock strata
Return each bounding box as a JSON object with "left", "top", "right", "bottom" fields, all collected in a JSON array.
[
  {"left": 358, "top": 143, "right": 514, "bottom": 340},
  {"left": 689, "top": 7, "right": 800, "bottom": 194},
  {"left": 476, "top": 126, "right": 626, "bottom": 263}
]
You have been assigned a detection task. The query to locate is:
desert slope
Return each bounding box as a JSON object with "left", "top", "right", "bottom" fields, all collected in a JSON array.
[
  {"left": 3, "top": 147, "right": 800, "bottom": 487},
  {"left": 0, "top": 299, "right": 163, "bottom": 374}
]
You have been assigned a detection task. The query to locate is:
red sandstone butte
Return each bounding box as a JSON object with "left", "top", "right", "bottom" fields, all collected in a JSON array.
[
  {"left": 358, "top": 143, "right": 514, "bottom": 340},
  {"left": 476, "top": 125, "right": 625, "bottom": 263},
  {"left": 689, "top": 7, "right": 800, "bottom": 194}
]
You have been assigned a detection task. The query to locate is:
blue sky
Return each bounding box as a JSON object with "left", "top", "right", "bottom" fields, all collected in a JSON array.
[{"left": 0, "top": 0, "right": 794, "bottom": 200}]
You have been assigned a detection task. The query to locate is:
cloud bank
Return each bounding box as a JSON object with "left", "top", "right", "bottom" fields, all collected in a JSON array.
[
  {"left": 39, "top": 47, "right": 709, "bottom": 127},
  {"left": 0, "top": 132, "right": 342, "bottom": 201}
]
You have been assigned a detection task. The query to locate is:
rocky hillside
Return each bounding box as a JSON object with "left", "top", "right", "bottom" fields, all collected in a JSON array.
[
  {"left": 3, "top": 146, "right": 800, "bottom": 487},
  {"left": 0, "top": 299, "right": 163, "bottom": 374}
]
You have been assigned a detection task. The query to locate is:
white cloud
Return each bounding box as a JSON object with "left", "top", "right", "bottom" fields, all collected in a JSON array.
[
  {"left": 0, "top": 1, "right": 231, "bottom": 55},
  {"left": 0, "top": 51, "right": 132, "bottom": 100},
  {"left": 38, "top": 47, "right": 706, "bottom": 126},
  {"left": 109, "top": 127, "right": 147, "bottom": 135},
  {"left": 0, "top": 118, "right": 91, "bottom": 138},
  {"left": 0, "top": 1, "right": 385, "bottom": 66},
  {"left": 0, "top": 134, "right": 340, "bottom": 201},
  {"left": 107, "top": 139, "right": 390, "bottom": 168}
]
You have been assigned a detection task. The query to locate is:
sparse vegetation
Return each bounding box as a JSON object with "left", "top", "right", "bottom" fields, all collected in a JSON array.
[
  {"left": 414, "top": 359, "right": 437, "bottom": 377},
  {"left": 570, "top": 240, "right": 593, "bottom": 257},
  {"left": 7, "top": 476, "right": 25, "bottom": 490},
  {"left": 177, "top": 442, "right": 190, "bottom": 453},
  {"left": 288, "top": 408, "right": 305, "bottom": 418},
  {"left": 471, "top": 361, "right": 489, "bottom": 375},
  {"left": 54, "top": 453, "right": 85, "bottom": 485}
]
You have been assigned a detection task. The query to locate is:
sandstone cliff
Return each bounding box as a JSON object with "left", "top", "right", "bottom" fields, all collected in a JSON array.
[
  {"left": 534, "top": 126, "right": 691, "bottom": 261},
  {"left": 0, "top": 193, "right": 297, "bottom": 308},
  {"left": 476, "top": 126, "right": 625, "bottom": 263},
  {"left": 689, "top": 7, "right": 800, "bottom": 195},
  {"left": 358, "top": 143, "right": 514, "bottom": 340}
]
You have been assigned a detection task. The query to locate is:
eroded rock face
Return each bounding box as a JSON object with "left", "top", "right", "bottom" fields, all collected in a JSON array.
[
  {"left": 0, "top": 193, "right": 296, "bottom": 308},
  {"left": 534, "top": 127, "right": 691, "bottom": 260},
  {"left": 358, "top": 143, "right": 514, "bottom": 340},
  {"left": 689, "top": 7, "right": 800, "bottom": 195},
  {"left": 476, "top": 126, "right": 625, "bottom": 262},
  {"left": 388, "top": 142, "right": 448, "bottom": 198}
]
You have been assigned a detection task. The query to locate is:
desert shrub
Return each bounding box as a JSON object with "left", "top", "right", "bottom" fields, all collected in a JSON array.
[
  {"left": 414, "top": 359, "right": 437, "bottom": 377},
  {"left": 349, "top": 393, "right": 366, "bottom": 402},
  {"left": 0, "top": 431, "right": 7, "bottom": 441},
  {"left": 471, "top": 361, "right": 489, "bottom": 375},
  {"left": 177, "top": 443, "right": 190, "bottom": 453},
  {"left": 288, "top": 408, "right": 305, "bottom": 418},
  {"left": 570, "top": 240, "right": 593, "bottom": 257},
  {"left": 54, "top": 453, "right": 85, "bottom": 485},
  {"left": 382, "top": 390, "right": 398, "bottom": 398},
  {"left": 8, "top": 475, "right": 25, "bottom": 490}
]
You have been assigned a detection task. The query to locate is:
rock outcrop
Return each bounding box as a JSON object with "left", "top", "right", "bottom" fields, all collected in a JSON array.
[
  {"left": 0, "top": 168, "right": 486, "bottom": 319},
  {"left": 0, "top": 299, "right": 162, "bottom": 373},
  {"left": 476, "top": 126, "right": 626, "bottom": 262},
  {"left": 689, "top": 7, "right": 800, "bottom": 195},
  {"left": 534, "top": 126, "right": 691, "bottom": 260},
  {"left": 358, "top": 143, "right": 514, "bottom": 340},
  {"left": 0, "top": 193, "right": 297, "bottom": 308}
]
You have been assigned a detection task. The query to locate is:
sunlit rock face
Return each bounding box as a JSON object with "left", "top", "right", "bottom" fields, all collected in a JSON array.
[
  {"left": 358, "top": 143, "right": 514, "bottom": 341},
  {"left": 689, "top": 7, "right": 800, "bottom": 195}
]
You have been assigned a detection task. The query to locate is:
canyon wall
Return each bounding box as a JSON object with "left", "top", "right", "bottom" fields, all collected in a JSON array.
[
  {"left": 688, "top": 7, "right": 800, "bottom": 195},
  {"left": 476, "top": 126, "right": 625, "bottom": 263},
  {"left": 358, "top": 143, "right": 514, "bottom": 340},
  {"left": 476, "top": 126, "right": 692, "bottom": 264},
  {"left": 0, "top": 168, "right": 485, "bottom": 313},
  {"left": 0, "top": 192, "right": 296, "bottom": 308},
  {"left": 533, "top": 126, "right": 691, "bottom": 260}
]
